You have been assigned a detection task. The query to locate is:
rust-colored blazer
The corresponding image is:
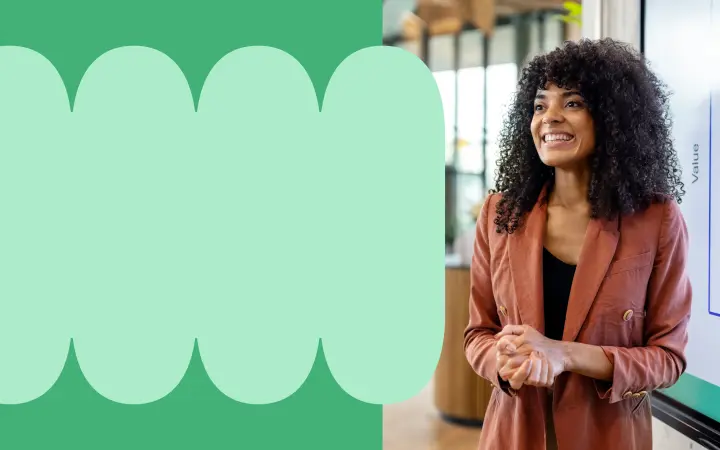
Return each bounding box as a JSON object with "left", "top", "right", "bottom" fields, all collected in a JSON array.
[{"left": 464, "top": 192, "right": 692, "bottom": 450}]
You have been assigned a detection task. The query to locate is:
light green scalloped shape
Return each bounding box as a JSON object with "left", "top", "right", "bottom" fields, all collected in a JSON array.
[
  {"left": 194, "top": 46, "right": 321, "bottom": 405},
  {"left": 0, "top": 46, "right": 72, "bottom": 405},
  {"left": 0, "top": 44, "right": 444, "bottom": 406},
  {"left": 319, "top": 46, "right": 445, "bottom": 404}
]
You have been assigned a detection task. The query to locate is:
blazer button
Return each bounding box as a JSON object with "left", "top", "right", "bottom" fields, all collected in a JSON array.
[
  {"left": 499, "top": 306, "right": 508, "bottom": 317},
  {"left": 623, "top": 310, "right": 634, "bottom": 321}
]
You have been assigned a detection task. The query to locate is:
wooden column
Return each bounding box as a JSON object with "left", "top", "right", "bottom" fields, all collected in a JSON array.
[{"left": 434, "top": 266, "right": 493, "bottom": 425}]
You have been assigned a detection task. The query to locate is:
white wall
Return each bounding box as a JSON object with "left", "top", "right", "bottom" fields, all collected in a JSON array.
[
  {"left": 653, "top": 418, "right": 709, "bottom": 450},
  {"left": 581, "top": 0, "right": 641, "bottom": 48}
]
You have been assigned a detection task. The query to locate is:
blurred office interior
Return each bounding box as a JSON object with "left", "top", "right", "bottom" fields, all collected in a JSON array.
[
  {"left": 381, "top": 1, "right": 577, "bottom": 449},
  {"left": 383, "top": 0, "right": 576, "bottom": 262},
  {"left": 381, "top": 1, "right": 707, "bottom": 450}
]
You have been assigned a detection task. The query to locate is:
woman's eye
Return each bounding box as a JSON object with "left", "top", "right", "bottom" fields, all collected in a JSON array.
[
  {"left": 567, "top": 101, "right": 582, "bottom": 108},
  {"left": 534, "top": 104, "right": 544, "bottom": 111}
]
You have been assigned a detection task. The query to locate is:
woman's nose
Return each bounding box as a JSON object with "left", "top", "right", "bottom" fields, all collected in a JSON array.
[{"left": 542, "top": 107, "right": 565, "bottom": 124}]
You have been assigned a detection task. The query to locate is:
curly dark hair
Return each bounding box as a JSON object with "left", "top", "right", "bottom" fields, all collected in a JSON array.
[{"left": 490, "top": 37, "right": 685, "bottom": 234}]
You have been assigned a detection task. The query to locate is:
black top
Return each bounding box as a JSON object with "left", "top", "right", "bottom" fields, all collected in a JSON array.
[{"left": 542, "top": 248, "right": 577, "bottom": 341}]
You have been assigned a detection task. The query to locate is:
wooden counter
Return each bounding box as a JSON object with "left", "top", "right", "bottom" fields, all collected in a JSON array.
[{"left": 434, "top": 266, "right": 493, "bottom": 426}]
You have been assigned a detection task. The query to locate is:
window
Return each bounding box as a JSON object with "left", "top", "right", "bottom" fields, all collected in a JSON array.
[
  {"left": 432, "top": 70, "right": 457, "bottom": 166},
  {"left": 384, "top": 10, "right": 566, "bottom": 250}
]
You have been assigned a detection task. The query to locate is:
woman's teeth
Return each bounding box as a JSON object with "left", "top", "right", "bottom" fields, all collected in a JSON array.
[{"left": 544, "top": 133, "right": 574, "bottom": 142}]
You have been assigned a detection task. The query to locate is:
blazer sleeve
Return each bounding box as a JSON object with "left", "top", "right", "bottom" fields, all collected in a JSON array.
[
  {"left": 595, "top": 200, "right": 692, "bottom": 403},
  {"left": 463, "top": 194, "right": 516, "bottom": 396}
]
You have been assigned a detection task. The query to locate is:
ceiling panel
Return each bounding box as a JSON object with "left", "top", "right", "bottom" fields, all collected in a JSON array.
[
  {"left": 383, "top": 0, "right": 418, "bottom": 36},
  {"left": 383, "top": 0, "right": 569, "bottom": 38}
]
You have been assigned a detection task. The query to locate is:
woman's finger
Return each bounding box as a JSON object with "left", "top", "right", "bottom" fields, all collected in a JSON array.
[
  {"left": 545, "top": 367, "right": 554, "bottom": 388},
  {"left": 497, "top": 356, "right": 514, "bottom": 380},
  {"left": 496, "top": 335, "right": 517, "bottom": 354},
  {"left": 495, "top": 325, "right": 526, "bottom": 339},
  {"left": 509, "top": 360, "right": 531, "bottom": 390},
  {"left": 542, "top": 353, "right": 555, "bottom": 387},
  {"left": 526, "top": 354, "right": 543, "bottom": 385},
  {"left": 496, "top": 354, "right": 509, "bottom": 380},
  {"left": 498, "top": 355, "right": 527, "bottom": 380},
  {"left": 510, "top": 343, "right": 535, "bottom": 357},
  {"left": 538, "top": 353, "right": 550, "bottom": 387},
  {"left": 496, "top": 353, "right": 509, "bottom": 366}
]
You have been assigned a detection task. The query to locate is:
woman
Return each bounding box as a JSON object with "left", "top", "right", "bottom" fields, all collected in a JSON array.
[{"left": 463, "top": 38, "right": 692, "bottom": 450}]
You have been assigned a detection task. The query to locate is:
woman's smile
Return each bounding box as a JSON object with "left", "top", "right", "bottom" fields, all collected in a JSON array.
[
  {"left": 530, "top": 83, "right": 595, "bottom": 167},
  {"left": 541, "top": 132, "right": 576, "bottom": 150}
]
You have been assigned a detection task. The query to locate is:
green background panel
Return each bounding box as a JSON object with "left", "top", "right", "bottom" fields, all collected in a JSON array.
[
  {"left": 1, "top": 342, "right": 380, "bottom": 449},
  {"left": 0, "top": 0, "right": 381, "bottom": 105}
]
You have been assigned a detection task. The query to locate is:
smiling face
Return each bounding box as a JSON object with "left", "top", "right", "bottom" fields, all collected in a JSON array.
[{"left": 531, "top": 83, "right": 595, "bottom": 169}]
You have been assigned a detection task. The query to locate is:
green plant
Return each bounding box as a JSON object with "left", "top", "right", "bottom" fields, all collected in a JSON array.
[{"left": 555, "top": 1, "right": 582, "bottom": 26}]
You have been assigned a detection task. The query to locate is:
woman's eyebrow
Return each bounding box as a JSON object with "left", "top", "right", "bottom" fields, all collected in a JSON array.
[{"left": 534, "top": 90, "right": 583, "bottom": 100}]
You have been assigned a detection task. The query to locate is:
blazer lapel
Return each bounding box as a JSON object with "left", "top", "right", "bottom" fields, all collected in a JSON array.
[
  {"left": 508, "top": 199, "right": 546, "bottom": 334},
  {"left": 562, "top": 216, "right": 619, "bottom": 342}
]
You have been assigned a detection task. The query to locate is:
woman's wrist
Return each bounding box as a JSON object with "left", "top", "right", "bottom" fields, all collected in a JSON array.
[
  {"left": 559, "top": 341, "right": 577, "bottom": 373},
  {"left": 556, "top": 341, "right": 614, "bottom": 381}
]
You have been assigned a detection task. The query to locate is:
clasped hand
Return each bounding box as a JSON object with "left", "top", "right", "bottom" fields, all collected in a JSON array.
[{"left": 495, "top": 325, "right": 567, "bottom": 391}]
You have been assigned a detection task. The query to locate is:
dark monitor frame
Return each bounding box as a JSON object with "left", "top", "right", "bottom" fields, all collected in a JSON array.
[{"left": 651, "top": 393, "right": 720, "bottom": 450}]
